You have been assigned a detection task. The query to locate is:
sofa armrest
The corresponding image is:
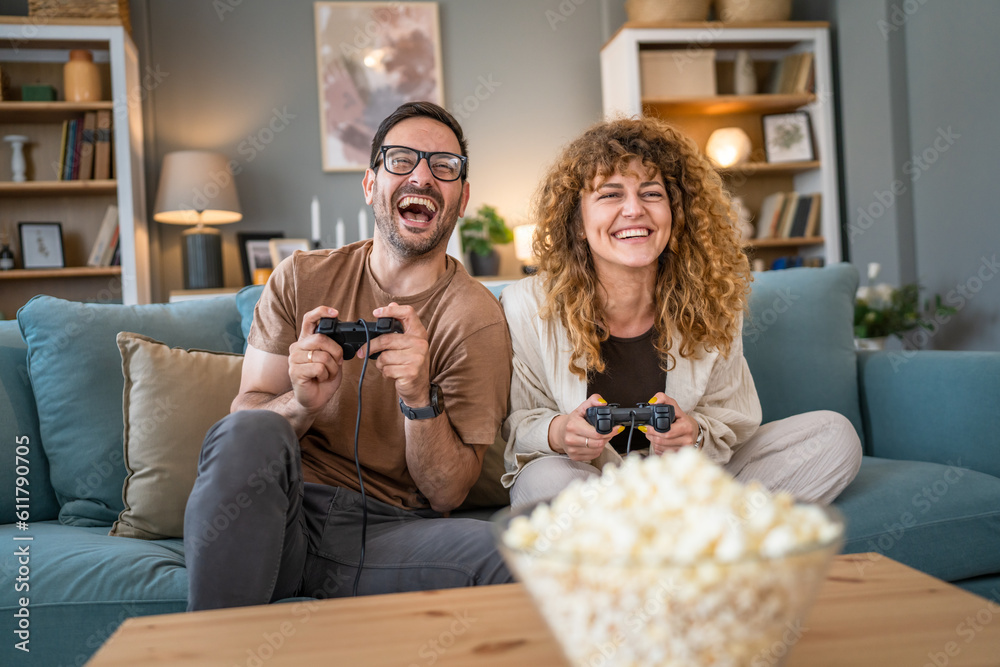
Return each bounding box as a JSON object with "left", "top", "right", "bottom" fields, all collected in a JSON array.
[{"left": 857, "top": 350, "right": 1000, "bottom": 478}]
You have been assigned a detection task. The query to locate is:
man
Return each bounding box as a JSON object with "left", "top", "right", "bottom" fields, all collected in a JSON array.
[{"left": 184, "top": 102, "right": 513, "bottom": 610}]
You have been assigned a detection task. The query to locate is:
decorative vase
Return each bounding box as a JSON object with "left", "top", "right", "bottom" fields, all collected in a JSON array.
[
  {"left": 4, "top": 134, "right": 29, "bottom": 182},
  {"left": 63, "top": 50, "right": 101, "bottom": 102},
  {"left": 467, "top": 249, "right": 500, "bottom": 277}
]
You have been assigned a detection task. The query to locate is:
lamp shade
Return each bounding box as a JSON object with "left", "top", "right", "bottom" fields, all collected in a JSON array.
[
  {"left": 153, "top": 151, "right": 242, "bottom": 225},
  {"left": 513, "top": 223, "right": 537, "bottom": 262}
]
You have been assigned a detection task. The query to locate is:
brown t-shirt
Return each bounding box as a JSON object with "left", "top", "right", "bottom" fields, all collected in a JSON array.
[
  {"left": 587, "top": 327, "right": 667, "bottom": 454},
  {"left": 248, "top": 241, "right": 512, "bottom": 510}
]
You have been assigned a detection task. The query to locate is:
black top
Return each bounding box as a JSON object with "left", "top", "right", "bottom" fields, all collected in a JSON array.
[{"left": 587, "top": 327, "right": 667, "bottom": 454}]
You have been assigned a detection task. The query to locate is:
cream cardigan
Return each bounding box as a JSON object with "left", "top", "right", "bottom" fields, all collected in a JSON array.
[{"left": 499, "top": 275, "right": 762, "bottom": 488}]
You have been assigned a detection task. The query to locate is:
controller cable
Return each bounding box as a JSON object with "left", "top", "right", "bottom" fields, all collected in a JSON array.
[
  {"left": 351, "top": 320, "right": 371, "bottom": 597},
  {"left": 626, "top": 411, "right": 638, "bottom": 455}
]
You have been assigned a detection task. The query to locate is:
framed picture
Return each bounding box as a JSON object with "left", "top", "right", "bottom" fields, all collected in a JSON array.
[
  {"left": 269, "top": 238, "right": 311, "bottom": 268},
  {"left": 314, "top": 2, "right": 444, "bottom": 171},
  {"left": 238, "top": 232, "right": 284, "bottom": 285},
  {"left": 762, "top": 111, "right": 815, "bottom": 163},
  {"left": 18, "top": 222, "right": 65, "bottom": 269}
]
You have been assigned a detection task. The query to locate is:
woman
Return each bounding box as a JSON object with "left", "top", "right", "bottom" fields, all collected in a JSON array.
[{"left": 500, "top": 116, "right": 861, "bottom": 510}]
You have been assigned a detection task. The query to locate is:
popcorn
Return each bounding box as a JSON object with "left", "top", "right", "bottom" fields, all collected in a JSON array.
[{"left": 500, "top": 448, "right": 843, "bottom": 667}]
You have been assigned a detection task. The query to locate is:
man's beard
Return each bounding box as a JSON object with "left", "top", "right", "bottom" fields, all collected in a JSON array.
[{"left": 371, "top": 182, "right": 460, "bottom": 259}]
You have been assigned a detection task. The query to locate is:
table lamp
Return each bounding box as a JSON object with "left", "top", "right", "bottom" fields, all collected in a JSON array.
[
  {"left": 706, "top": 127, "right": 753, "bottom": 168},
  {"left": 513, "top": 223, "right": 538, "bottom": 275},
  {"left": 153, "top": 151, "right": 242, "bottom": 289}
]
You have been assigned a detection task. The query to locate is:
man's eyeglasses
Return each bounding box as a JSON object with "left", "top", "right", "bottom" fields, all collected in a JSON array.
[{"left": 373, "top": 145, "right": 467, "bottom": 182}]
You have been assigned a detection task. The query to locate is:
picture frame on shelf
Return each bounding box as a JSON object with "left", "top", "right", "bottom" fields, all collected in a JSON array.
[
  {"left": 269, "top": 238, "right": 310, "bottom": 268},
  {"left": 762, "top": 111, "right": 815, "bottom": 163},
  {"left": 314, "top": 2, "right": 444, "bottom": 171},
  {"left": 18, "top": 222, "right": 65, "bottom": 269},
  {"left": 238, "top": 232, "right": 284, "bottom": 286}
]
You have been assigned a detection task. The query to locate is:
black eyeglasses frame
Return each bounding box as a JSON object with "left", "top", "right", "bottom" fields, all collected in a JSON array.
[{"left": 372, "top": 145, "right": 468, "bottom": 182}]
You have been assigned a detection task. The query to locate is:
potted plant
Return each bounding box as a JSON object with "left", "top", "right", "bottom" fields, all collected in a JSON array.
[
  {"left": 459, "top": 204, "right": 513, "bottom": 277},
  {"left": 854, "top": 281, "right": 956, "bottom": 350}
]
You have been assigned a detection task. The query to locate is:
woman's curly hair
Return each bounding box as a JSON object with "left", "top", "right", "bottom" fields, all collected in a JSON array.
[{"left": 533, "top": 115, "right": 752, "bottom": 379}]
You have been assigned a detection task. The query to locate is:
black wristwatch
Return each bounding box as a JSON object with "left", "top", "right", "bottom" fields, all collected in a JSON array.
[{"left": 399, "top": 383, "right": 444, "bottom": 420}]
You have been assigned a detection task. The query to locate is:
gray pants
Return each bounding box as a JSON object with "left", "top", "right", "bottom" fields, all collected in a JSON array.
[
  {"left": 510, "top": 410, "right": 863, "bottom": 511},
  {"left": 184, "top": 410, "right": 512, "bottom": 611}
]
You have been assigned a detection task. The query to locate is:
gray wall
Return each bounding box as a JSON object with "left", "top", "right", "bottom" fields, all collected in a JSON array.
[
  {"left": 9, "top": 0, "right": 993, "bottom": 348},
  {"left": 903, "top": 1, "right": 1000, "bottom": 350},
  {"left": 131, "top": 0, "right": 626, "bottom": 298}
]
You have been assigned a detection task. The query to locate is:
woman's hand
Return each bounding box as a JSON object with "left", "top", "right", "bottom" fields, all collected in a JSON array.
[
  {"left": 548, "top": 394, "right": 623, "bottom": 462},
  {"left": 642, "top": 392, "right": 701, "bottom": 455}
]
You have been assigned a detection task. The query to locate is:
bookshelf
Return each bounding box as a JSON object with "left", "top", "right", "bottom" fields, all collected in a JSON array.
[
  {"left": 600, "top": 22, "right": 841, "bottom": 270},
  {"left": 0, "top": 18, "right": 149, "bottom": 318}
]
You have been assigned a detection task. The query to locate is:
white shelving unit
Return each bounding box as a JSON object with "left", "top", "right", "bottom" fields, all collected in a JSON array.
[
  {"left": 0, "top": 18, "right": 149, "bottom": 315},
  {"left": 601, "top": 22, "right": 841, "bottom": 269}
]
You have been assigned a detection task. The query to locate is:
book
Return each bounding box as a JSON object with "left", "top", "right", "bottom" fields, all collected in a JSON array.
[
  {"left": 62, "top": 119, "right": 78, "bottom": 181},
  {"left": 792, "top": 52, "right": 814, "bottom": 93},
  {"left": 776, "top": 192, "right": 800, "bottom": 238},
  {"left": 100, "top": 224, "right": 120, "bottom": 267},
  {"left": 56, "top": 120, "right": 69, "bottom": 181},
  {"left": 787, "top": 195, "right": 813, "bottom": 238},
  {"left": 804, "top": 193, "right": 822, "bottom": 237},
  {"left": 87, "top": 204, "right": 119, "bottom": 267},
  {"left": 70, "top": 118, "right": 84, "bottom": 180},
  {"left": 77, "top": 111, "right": 97, "bottom": 181},
  {"left": 755, "top": 192, "right": 786, "bottom": 240},
  {"left": 93, "top": 110, "right": 113, "bottom": 180}
]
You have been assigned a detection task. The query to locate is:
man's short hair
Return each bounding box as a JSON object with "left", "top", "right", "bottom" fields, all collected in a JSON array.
[{"left": 369, "top": 101, "right": 469, "bottom": 181}]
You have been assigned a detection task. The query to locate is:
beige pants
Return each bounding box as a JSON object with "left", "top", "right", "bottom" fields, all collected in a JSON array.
[{"left": 509, "top": 410, "right": 863, "bottom": 511}]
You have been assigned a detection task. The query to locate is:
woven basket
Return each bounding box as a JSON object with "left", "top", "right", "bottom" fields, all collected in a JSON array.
[
  {"left": 29, "top": 0, "right": 130, "bottom": 29},
  {"left": 715, "top": 0, "right": 792, "bottom": 22},
  {"left": 626, "top": 0, "right": 712, "bottom": 22}
]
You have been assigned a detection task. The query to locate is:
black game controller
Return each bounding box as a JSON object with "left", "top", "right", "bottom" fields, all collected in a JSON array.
[
  {"left": 584, "top": 403, "right": 675, "bottom": 435},
  {"left": 315, "top": 317, "right": 403, "bottom": 360}
]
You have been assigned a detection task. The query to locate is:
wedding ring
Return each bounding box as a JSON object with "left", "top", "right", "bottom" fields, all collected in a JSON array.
[
  {"left": 307, "top": 350, "right": 313, "bottom": 362},
  {"left": 585, "top": 437, "right": 589, "bottom": 448}
]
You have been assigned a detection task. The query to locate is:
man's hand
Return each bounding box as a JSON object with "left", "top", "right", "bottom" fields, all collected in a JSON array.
[
  {"left": 642, "top": 392, "right": 699, "bottom": 455},
  {"left": 287, "top": 306, "right": 345, "bottom": 414},
  {"left": 548, "top": 394, "right": 623, "bottom": 462},
  {"left": 358, "top": 302, "right": 430, "bottom": 408}
]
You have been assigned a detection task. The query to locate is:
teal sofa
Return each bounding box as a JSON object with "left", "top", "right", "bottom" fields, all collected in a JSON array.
[{"left": 2, "top": 263, "right": 999, "bottom": 665}]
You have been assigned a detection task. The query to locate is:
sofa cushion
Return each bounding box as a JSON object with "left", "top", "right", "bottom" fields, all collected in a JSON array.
[
  {"left": 836, "top": 456, "right": 1000, "bottom": 583},
  {"left": 237, "top": 285, "right": 265, "bottom": 350},
  {"left": 16, "top": 295, "right": 245, "bottom": 527},
  {"left": 0, "top": 320, "right": 60, "bottom": 523},
  {"left": 111, "top": 333, "right": 244, "bottom": 540},
  {"left": 743, "top": 264, "right": 864, "bottom": 441},
  {"left": 0, "top": 521, "right": 187, "bottom": 666},
  {"left": 857, "top": 350, "right": 1000, "bottom": 478}
]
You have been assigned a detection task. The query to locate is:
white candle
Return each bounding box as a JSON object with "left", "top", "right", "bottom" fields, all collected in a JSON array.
[
  {"left": 358, "top": 208, "right": 368, "bottom": 241},
  {"left": 311, "top": 196, "right": 321, "bottom": 244},
  {"left": 335, "top": 218, "right": 345, "bottom": 248}
]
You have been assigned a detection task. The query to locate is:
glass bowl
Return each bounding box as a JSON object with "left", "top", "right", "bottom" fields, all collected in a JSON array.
[{"left": 492, "top": 502, "right": 844, "bottom": 667}]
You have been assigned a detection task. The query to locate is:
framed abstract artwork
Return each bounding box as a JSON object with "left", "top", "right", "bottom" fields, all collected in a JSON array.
[{"left": 314, "top": 2, "right": 444, "bottom": 171}]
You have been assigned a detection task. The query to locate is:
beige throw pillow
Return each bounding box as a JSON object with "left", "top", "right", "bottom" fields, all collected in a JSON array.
[{"left": 110, "top": 332, "right": 243, "bottom": 540}]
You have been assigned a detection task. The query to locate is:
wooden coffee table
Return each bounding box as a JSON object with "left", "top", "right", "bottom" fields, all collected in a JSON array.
[{"left": 87, "top": 553, "right": 1000, "bottom": 666}]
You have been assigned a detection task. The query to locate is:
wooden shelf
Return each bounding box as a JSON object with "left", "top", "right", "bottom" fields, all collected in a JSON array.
[
  {"left": 719, "top": 161, "right": 820, "bottom": 176},
  {"left": 644, "top": 93, "right": 815, "bottom": 115},
  {"left": 744, "top": 236, "right": 824, "bottom": 248},
  {"left": 0, "top": 179, "right": 117, "bottom": 197},
  {"left": 0, "top": 101, "right": 114, "bottom": 123},
  {"left": 0, "top": 266, "right": 121, "bottom": 280}
]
